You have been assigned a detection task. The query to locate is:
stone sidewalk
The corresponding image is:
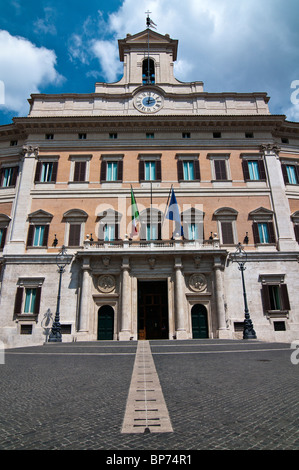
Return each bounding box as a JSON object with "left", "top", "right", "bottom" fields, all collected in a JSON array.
[{"left": 0, "top": 339, "right": 298, "bottom": 451}]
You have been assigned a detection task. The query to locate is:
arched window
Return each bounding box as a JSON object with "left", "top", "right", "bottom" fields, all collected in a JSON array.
[{"left": 142, "top": 58, "right": 155, "bottom": 85}]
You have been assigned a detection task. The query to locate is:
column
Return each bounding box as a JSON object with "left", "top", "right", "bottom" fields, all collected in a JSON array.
[
  {"left": 262, "top": 144, "right": 298, "bottom": 251},
  {"left": 6, "top": 145, "right": 38, "bottom": 254},
  {"left": 213, "top": 257, "right": 230, "bottom": 338},
  {"left": 119, "top": 257, "right": 132, "bottom": 341},
  {"left": 78, "top": 257, "right": 91, "bottom": 333},
  {"left": 174, "top": 257, "right": 188, "bottom": 339}
]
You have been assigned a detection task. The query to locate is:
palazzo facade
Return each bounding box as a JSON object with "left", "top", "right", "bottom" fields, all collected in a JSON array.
[{"left": 0, "top": 29, "right": 299, "bottom": 347}]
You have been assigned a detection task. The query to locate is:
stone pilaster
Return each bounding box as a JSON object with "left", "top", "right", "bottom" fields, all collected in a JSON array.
[
  {"left": 174, "top": 257, "right": 188, "bottom": 339},
  {"left": 213, "top": 256, "right": 230, "bottom": 338},
  {"left": 78, "top": 257, "right": 91, "bottom": 332},
  {"left": 5, "top": 145, "right": 38, "bottom": 254},
  {"left": 119, "top": 257, "right": 132, "bottom": 340},
  {"left": 261, "top": 144, "right": 298, "bottom": 251}
]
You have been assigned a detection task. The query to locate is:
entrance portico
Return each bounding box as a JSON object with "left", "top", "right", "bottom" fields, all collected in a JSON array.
[{"left": 76, "top": 239, "right": 228, "bottom": 342}]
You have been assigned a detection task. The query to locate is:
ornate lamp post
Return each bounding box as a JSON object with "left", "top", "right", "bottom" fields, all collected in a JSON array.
[
  {"left": 233, "top": 243, "right": 257, "bottom": 340},
  {"left": 48, "top": 246, "right": 71, "bottom": 342}
]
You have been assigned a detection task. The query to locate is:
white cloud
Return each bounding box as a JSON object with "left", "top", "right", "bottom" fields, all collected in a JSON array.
[
  {"left": 33, "top": 7, "right": 57, "bottom": 36},
  {"left": 88, "top": 0, "right": 299, "bottom": 118},
  {"left": 91, "top": 40, "right": 122, "bottom": 83},
  {"left": 0, "top": 30, "right": 64, "bottom": 116}
]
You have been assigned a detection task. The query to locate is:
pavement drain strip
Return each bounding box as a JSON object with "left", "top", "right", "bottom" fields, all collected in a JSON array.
[{"left": 121, "top": 340, "right": 173, "bottom": 434}]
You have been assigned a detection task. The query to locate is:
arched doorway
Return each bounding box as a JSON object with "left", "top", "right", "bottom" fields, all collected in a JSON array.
[
  {"left": 97, "top": 305, "right": 114, "bottom": 340},
  {"left": 191, "top": 304, "right": 209, "bottom": 338}
]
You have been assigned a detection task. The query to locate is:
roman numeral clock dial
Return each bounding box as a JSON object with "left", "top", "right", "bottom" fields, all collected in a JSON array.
[{"left": 134, "top": 90, "right": 163, "bottom": 113}]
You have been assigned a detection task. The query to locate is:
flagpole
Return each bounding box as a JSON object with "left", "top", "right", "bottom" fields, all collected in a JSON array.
[{"left": 161, "top": 184, "right": 173, "bottom": 227}]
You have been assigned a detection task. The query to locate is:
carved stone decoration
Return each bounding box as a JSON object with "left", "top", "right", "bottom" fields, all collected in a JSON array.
[
  {"left": 102, "top": 256, "right": 111, "bottom": 268},
  {"left": 148, "top": 257, "right": 156, "bottom": 269},
  {"left": 189, "top": 273, "right": 207, "bottom": 292},
  {"left": 97, "top": 274, "right": 115, "bottom": 293}
]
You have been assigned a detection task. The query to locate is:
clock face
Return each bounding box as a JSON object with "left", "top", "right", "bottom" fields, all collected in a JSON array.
[{"left": 134, "top": 90, "right": 163, "bottom": 113}]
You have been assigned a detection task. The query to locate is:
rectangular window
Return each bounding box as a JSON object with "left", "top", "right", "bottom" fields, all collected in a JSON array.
[
  {"left": 145, "top": 161, "right": 156, "bottom": 181},
  {"left": 188, "top": 223, "right": 198, "bottom": 240},
  {"left": 45, "top": 134, "right": 54, "bottom": 140},
  {"left": 0, "top": 227, "right": 7, "bottom": 249},
  {"left": 27, "top": 224, "right": 49, "bottom": 247},
  {"left": 146, "top": 133, "right": 154, "bottom": 139},
  {"left": 253, "top": 222, "right": 275, "bottom": 244},
  {"left": 214, "top": 160, "right": 227, "bottom": 180},
  {"left": 106, "top": 162, "right": 118, "bottom": 181},
  {"left": 258, "top": 223, "right": 269, "bottom": 243},
  {"left": 182, "top": 132, "right": 190, "bottom": 138},
  {"left": 33, "top": 225, "right": 45, "bottom": 247},
  {"left": 281, "top": 163, "right": 299, "bottom": 184},
  {"left": 109, "top": 133, "right": 118, "bottom": 139},
  {"left": 1, "top": 167, "right": 15, "bottom": 187},
  {"left": 243, "top": 160, "right": 266, "bottom": 181},
  {"left": 221, "top": 221, "right": 234, "bottom": 244},
  {"left": 35, "top": 161, "right": 58, "bottom": 183},
  {"left": 104, "top": 224, "right": 115, "bottom": 241},
  {"left": 286, "top": 165, "right": 298, "bottom": 184},
  {"left": 248, "top": 161, "right": 259, "bottom": 180},
  {"left": 78, "top": 133, "right": 86, "bottom": 140},
  {"left": 73, "top": 161, "right": 86, "bottom": 182},
  {"left": 68, "top": 224, "right": 81, "bottom": 246},
  {"left": 261, "top": 284, "right": 290, "bottom": 312},
  {"left": 146, "top": 223, "right": 157, "bottom": 240},
  {"left": 24, "top": 288, "right": 37, "bottom": 314},
  {"left": 183, "top": 161, "right": 195, "bottom": 181}
]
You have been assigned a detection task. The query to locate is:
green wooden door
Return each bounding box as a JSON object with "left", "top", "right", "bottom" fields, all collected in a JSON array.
[
  {"left": 98, "top": 306, "right": 114, "bottom": 340},
  {"left": 191, "top": 304, "right": 208, "bottom": 339}
]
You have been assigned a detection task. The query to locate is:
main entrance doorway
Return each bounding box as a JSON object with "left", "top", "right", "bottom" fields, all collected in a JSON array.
[
  {"left": 138, "top": 280, "right": 168, "bottom": 340},
  {"left": 97, "top": 305, "right": 114, "bottom": 340},
  {"left": 191, "top": 304, "right": 209, "bottom": 338}
]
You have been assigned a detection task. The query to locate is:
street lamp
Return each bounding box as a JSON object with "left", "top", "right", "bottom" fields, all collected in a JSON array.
[
  {"left": 233, "top": 243, "right": 257, "bottom": 340},
  {"left": 48, "top": 246, "right": 71, "bottom": 342}
]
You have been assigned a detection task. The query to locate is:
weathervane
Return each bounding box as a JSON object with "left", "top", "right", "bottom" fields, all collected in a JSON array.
[
  {"left": 145, "top": 11, "right": 157, "bottom": 85},
  {"left": 145, "top": 10, "right": 157, "bottom": 29}
]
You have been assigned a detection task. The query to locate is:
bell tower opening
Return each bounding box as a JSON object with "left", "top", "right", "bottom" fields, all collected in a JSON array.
[{"left": 142, "top": 58, "right": 155, "bottom": 85}]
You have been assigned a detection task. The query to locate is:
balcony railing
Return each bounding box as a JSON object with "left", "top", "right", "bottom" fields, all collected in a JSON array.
[{"left": 83, "top": 237, "right": 221, "bottom": 250}]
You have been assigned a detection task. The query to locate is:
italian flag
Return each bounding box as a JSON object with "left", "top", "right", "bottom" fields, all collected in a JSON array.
[{"left": 130, "top": 186, "right": 139, "bottom": 237}]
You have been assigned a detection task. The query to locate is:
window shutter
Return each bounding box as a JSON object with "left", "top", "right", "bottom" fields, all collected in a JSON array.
[
  {"left": 100, "top": 161, "right": 107, "bottom": 182},
  {"left": 35, "top": 162, "right": 42, "bottom": 182},
  {"left": 11, "top": 167, "right": 18, "bottom": 186},
  {"left": 42, "top": 225, "right": 49, "bottom": 247},
  {"left": 221, "top": 222, "right": 234, "bottom": 244},
  {"left": 258, "top": 160, "right": 266, "bottom": 180},
  {"left": 294, "top": 224, "right": 299, "bottom": 243},
  {"left": 139, "top": 161, "right": 145, "bottom": 181},
  {"left": 14, "top": 287, "right": 24, "bottom": 314},
  {"left": 114, "top": 223, "right": 119, "bottom": 241},
  {"left": 34, "top": 287, "right": 42, "bottom": 315},
  {"left": 267, "top": 222, "right": 276, "bottom": 243},
  {"left": 261, "top": 284, "right": 271, "bottom": 311},
  {"left": 194, "top": 160, "right": 201, "bottom": 181},
  {"left": 51, "top": 161, "right": 58, "bottom": 182},
  {"left": 158, "top": 222, "right": 162, "bottom": 240},
  {"left": 214, "top": 160, "right": 227, "bottom": 180},
  {"left": 156, "top": 160, "right": 161, "bottom": 181},
  {"left": 69, "top": 224, "right": 81, "bottom": 246},
  {"left": 296, "top": 165, "right": 299, "bottom": 184},
  {"left": 281, "top": 164, "right": 288, "bottom": 184},
  {"left": 252, "top": 222, "right": 260, "bottom": 244},
  {"left": 242, "top": 160, "right": 250, "bottom": 181},
  {"left": 74, "top": 161, "right": 86, "bottom": 182},
  {"left": 0, "top": 227, "right": 7, "bottom": 249},
  {"left": 26, "top": 224, "right": 34, "bottom": 247},
  {"left": 117, "top": 160, "right": 123, "bottom": 181},
  {"left": 79, "top": 161, "right": 86, "bottom": 181},
  {"left": 177, "top": 160, "right": 183, "bottom": 181},
  {"left": 280, "top": 284, "right": 290, "bottom": 311},
  {"left": 0, "top": 168, "right": 4, "bottom": 186}
]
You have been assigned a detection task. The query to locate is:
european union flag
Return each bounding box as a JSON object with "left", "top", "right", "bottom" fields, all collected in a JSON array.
[{"left": 166, "top": 188, "right": 184, "bottom": 237}]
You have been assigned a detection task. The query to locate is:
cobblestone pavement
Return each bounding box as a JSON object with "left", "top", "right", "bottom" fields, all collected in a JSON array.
[{"left": 0, "top": 339, "right": 298, "bottom": 452}]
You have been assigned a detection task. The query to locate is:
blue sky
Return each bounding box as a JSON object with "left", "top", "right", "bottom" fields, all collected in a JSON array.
[{"left": 1, "top": 0, "right": 299, "bottom": 126}]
